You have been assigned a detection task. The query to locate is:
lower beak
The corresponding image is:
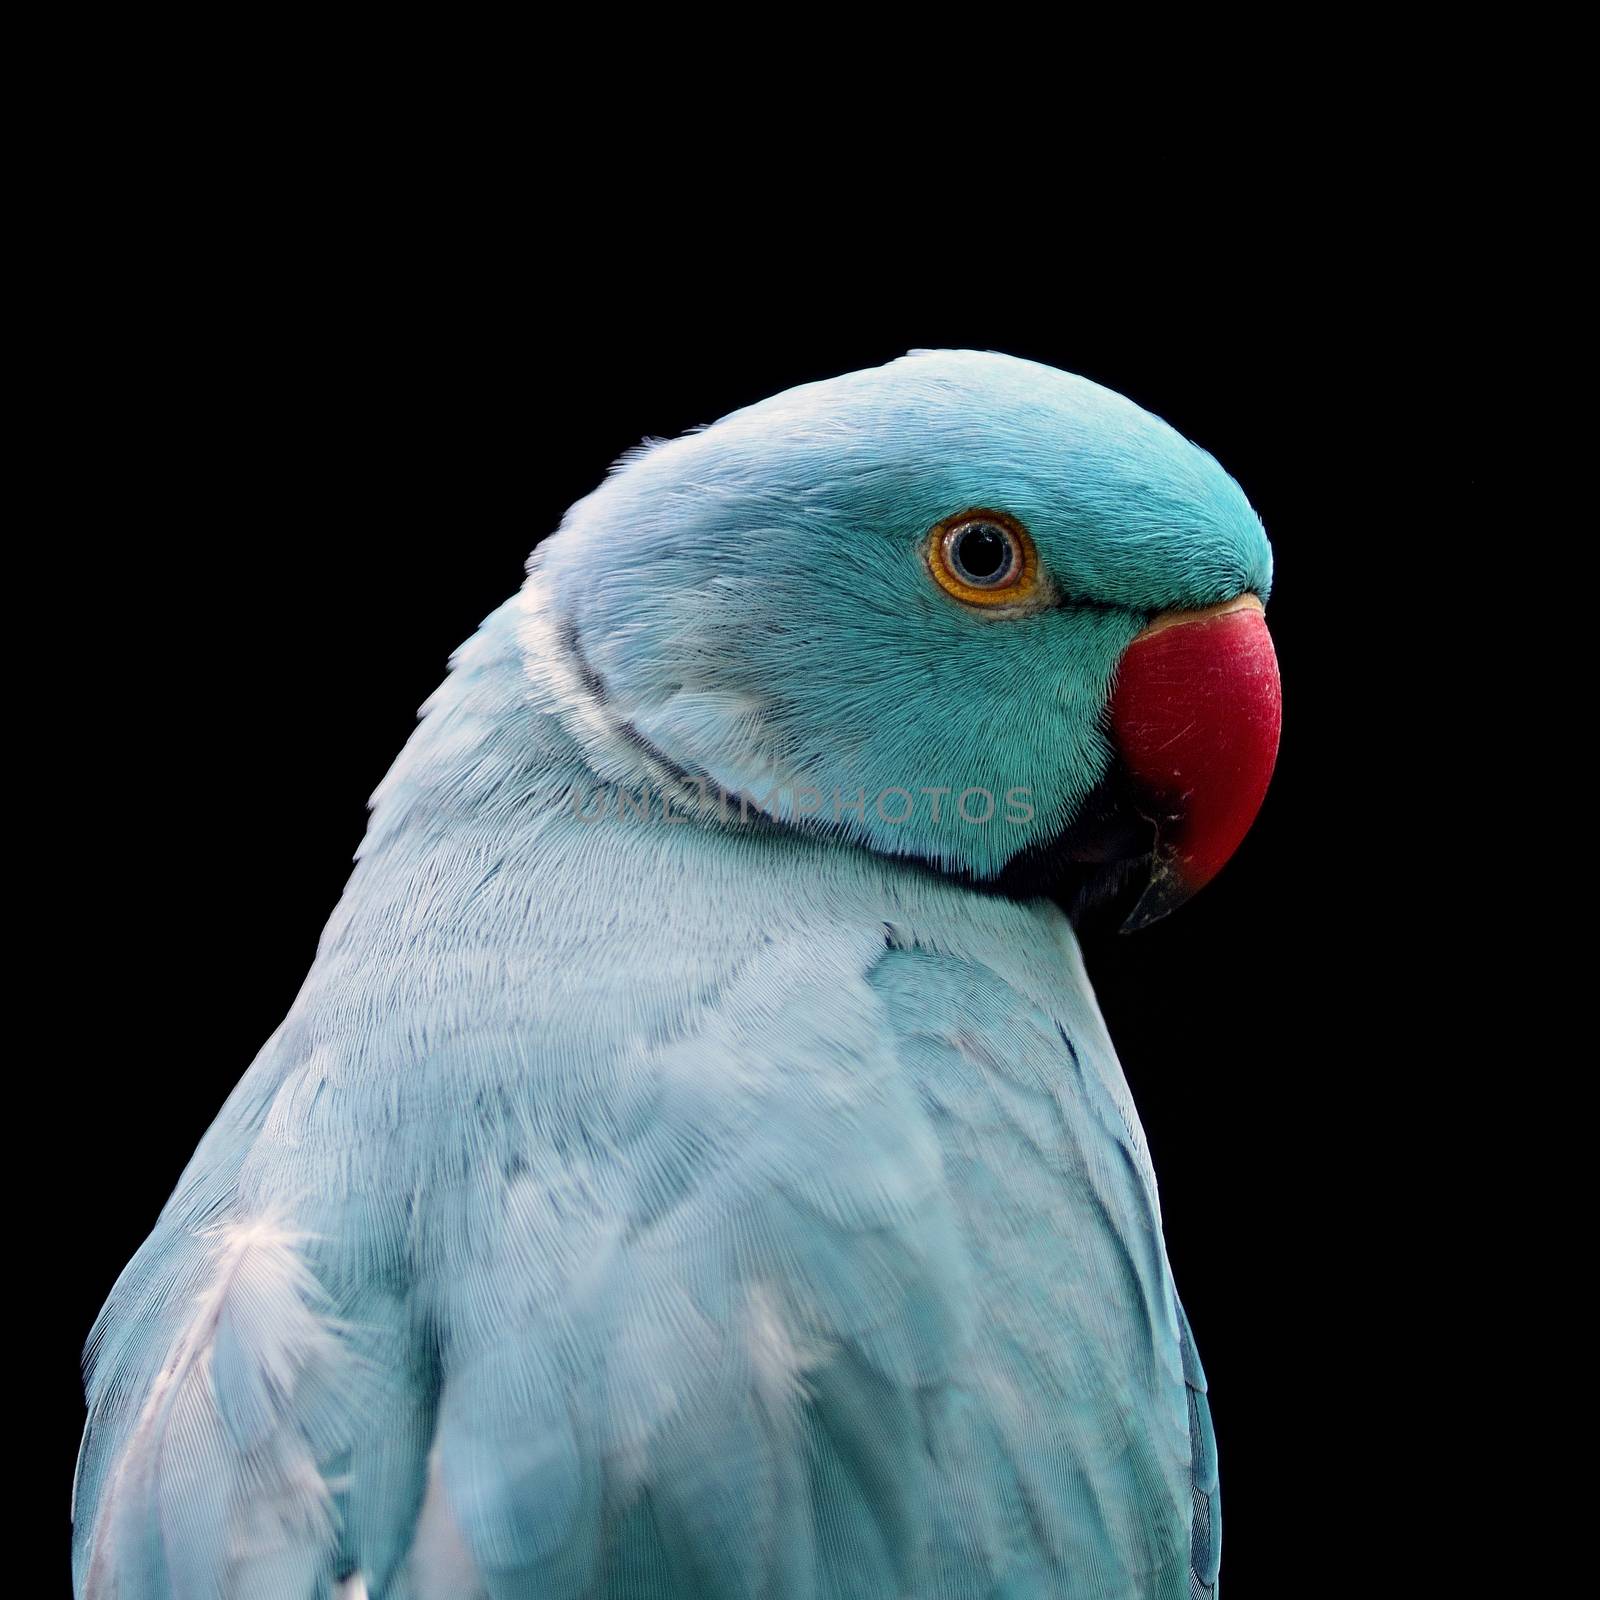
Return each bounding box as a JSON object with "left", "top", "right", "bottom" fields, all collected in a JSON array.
[{"left": 1108, "top": 593, "right": 1282, "bottom": 930}]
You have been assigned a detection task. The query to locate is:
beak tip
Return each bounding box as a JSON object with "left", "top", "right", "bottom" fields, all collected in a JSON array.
[{"left": 1117, "top": 856, "right": 1198, "bottom": 932}]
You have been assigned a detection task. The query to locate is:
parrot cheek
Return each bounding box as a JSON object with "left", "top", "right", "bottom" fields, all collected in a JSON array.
[{"left": 1108, "top": 593, "right": 1282, "bottom": 931}]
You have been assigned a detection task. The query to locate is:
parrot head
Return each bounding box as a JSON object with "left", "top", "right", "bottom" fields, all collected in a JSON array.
[{"left": 531, "top": 349, "right": 1278, "bottom": 928}]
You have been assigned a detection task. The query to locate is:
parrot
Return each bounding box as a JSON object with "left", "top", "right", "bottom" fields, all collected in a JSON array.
[{"left": 73, "top": 349, "right": 1281, "bottom": 1600}]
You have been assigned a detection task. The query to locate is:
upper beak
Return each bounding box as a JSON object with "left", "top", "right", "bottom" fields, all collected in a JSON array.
[{"left": 1108, "top": 593, "right": 1282, "bottom": 930}]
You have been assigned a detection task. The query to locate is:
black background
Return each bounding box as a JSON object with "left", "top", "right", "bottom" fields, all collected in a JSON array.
[{"left": 44, "top": 191, "right": 1479, "bottom": 1595}]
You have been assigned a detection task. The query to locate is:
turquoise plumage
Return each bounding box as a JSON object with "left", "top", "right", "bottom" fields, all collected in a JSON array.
[{"left": 75, "top": 350, "right": 1274, "bottom": 1598}]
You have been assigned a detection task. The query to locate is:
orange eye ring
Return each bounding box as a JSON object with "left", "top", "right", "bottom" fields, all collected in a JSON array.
[{"left": 926, "top": 508, "right": 1040, "bottom": 608}]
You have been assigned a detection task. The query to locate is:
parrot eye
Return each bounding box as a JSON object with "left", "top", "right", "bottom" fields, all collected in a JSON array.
[{"left": 927, "top": 509, "right": 1039, "bottom": 608}]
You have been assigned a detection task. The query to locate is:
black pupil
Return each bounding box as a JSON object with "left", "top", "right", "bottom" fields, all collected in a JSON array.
[{"left": 954, "top": 524, "right": 1009, "bottom": 582}]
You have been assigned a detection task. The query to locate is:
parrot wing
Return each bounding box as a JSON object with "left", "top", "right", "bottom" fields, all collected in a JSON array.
[
  {"left": 75, "top": 906, "right": 1210, "bottom": 1600},
  {"left": 420, "top": 921, "right": 1203, "bottom": 1599}
]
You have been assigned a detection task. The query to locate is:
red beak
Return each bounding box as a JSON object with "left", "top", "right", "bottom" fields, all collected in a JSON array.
[{"left": 1108, "top": 593, "right": 1282, "bottom": 930}]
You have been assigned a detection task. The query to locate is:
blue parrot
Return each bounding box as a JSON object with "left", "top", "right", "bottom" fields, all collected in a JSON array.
[{"left": 74, "top": 350, "right": 1280, "bottom": 1599}]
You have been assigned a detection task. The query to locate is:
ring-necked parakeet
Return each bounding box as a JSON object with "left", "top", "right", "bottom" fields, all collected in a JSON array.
[{"left": 75, "top": 350, "right": 1280, "bottom": 1598}]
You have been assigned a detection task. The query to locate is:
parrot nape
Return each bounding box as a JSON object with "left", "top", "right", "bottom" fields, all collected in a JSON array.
[{"left": 74, "top": 350, "right": 1281, "bottom": 1599}]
